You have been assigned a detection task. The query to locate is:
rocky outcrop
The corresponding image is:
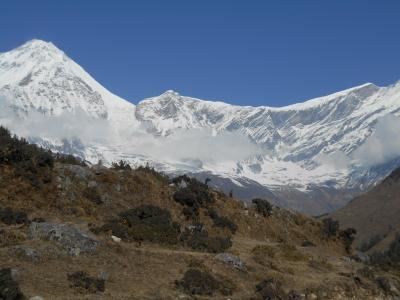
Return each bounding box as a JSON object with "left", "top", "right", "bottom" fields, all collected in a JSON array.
[{"left": 29, "top": 222, "right": 100, "bottom": 256}]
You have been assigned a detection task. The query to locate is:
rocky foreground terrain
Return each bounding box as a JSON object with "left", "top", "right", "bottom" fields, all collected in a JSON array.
[{"left": 0, "top": 126, "right": 399, "bottom": 299}]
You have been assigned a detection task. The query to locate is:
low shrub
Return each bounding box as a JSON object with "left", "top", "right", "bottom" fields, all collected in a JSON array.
[
  {"left": 111, "top": 160, "right": 131, "bottom": 171},
  {"left": 98, "top": 205, "right": 181, "bottom": 245},
  {"left": 340, "top": 227, "right": 357, "bottom": 253},
  {"left": 0, "top": 126, "right": 54, "bottom": 187},
  {"left": 136, "top": 164, "right": 169, "bottom": 183},
  {"left": 180, "top": 229, "right": 232, "bottom": 253},
  {"left": 175, "top": 269, "right": 220, "bottom": 296},
  {"left": 174, "top": 189, "right": 200, "bottom": 218},
  {"left": 68, "top": 271, "right": 105, "bottom": 293},
  {"left": 252, "top": 198, "right": 273, "bottom": 217},
  {"left": 321, "top": 218, "right": 340, "bottom": 238},
  {"left": 55, "top": 153, "right": 86, "bottom": 166},
  {"left": 173, "top": 176, "right": 215, "bottom": 220},
  {"left": 175, "top": 268, "right": 233, "bottom": 296},
  {"left": 255, "top": 278, "right": 286, "bottom": 300},
  {"left": 0, "top": 208, "right": 29, "bottom": 225},
  {"left": 207, "top": 209, "right": 237, "bottom": 234},
  {"left": 0, "top": 229, "right": 26, "bottom": 247}
]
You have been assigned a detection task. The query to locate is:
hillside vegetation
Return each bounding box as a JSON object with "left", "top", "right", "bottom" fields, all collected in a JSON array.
[{"left": 0, "top": 127, "right": 399, "bottom": 299}]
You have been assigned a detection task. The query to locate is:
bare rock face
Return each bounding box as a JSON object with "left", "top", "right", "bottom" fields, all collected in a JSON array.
[{"left": 29, "top": 222, "right": 100, "bottom": 256}]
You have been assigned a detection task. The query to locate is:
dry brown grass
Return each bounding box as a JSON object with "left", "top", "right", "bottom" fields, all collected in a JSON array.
[{"left": 0, "top": 163, "right": 396, "bottom": 299}]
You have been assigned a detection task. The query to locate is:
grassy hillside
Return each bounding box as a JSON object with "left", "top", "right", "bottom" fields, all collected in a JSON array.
[{"left": 0, "top": 127, "right": 399, "bottom": 299}]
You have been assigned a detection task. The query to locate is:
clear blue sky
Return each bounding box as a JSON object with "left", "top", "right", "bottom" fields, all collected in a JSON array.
[{"left": 1, "top": 1, "right": 400, "bottom": 106}]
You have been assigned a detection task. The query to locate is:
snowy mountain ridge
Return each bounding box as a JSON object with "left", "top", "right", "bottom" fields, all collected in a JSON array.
[{"left": 1, "top": 39, "right": 400, "bottom": 214}]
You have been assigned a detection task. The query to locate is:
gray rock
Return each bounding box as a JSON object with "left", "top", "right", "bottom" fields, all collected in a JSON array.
[
  {"left": 14, "top": 246, "right": 40, "bottom": 262},
  {"left": 215, "top": 253, "right": 247, "bottom": 271},
  {"left": 29, "top": 222, "right": 100, "bottom": 256}
]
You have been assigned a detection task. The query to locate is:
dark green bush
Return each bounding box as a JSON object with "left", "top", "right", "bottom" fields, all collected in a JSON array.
[
  {"left": 54, "top": 153, "right": 86, "bottom": 166},
  {"left": 0, "top": 126, "right": 54, "bottom": 186},
  {"left": 173, "top": 176, "right": 215, "bottom": 220},
  {"left": 208, "top": 209, "right": 237, "bottom": 234},
  {"left": 68, "top": 271, "right": 105, "bottom": 293},
  {"left": 98, "top": 205, "right": 181, "bottom": 245},
  {"left": 180, "top": 228, "right": 232, "bottom": 253},
  {"left": 111, "top": 160, "right": 131, "bottom": 171},
  {"left": 255, "top": 278, "right": 286, "bottom": 300},
  {"left": 136, "top": 164, "right": 169, "bottom": 183},
  {"left": 340, "top": 227, "right": 357, "bottom": 253},
  {"left": 252, "top": 198, "right": 273, "bottom": 217},
  {"left": 0, "top": 208, "right": 29, "bottom": 225},
  {"left": 175, "top": 269, "right": 221, "bottom": 296},
  {"left": 322, "top": 218, "right": 340, "bottom": 238}
]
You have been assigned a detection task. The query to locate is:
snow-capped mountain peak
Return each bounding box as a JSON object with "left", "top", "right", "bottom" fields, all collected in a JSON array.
[{"left": 0, "top": 39, "right": 137, "bottom": 128}]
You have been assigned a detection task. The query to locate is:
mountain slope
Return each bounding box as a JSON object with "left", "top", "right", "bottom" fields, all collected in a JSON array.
[
  {"left": 1, "top": 39, "right": 400, "bottom": 214},
  {"left": 331, "top": 167, "right": 400, "bottom": 252}
]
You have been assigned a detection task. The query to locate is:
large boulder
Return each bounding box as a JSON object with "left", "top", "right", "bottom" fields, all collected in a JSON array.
[{"left": 29, "top": 222, "right": 100, "bottom": 256}]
